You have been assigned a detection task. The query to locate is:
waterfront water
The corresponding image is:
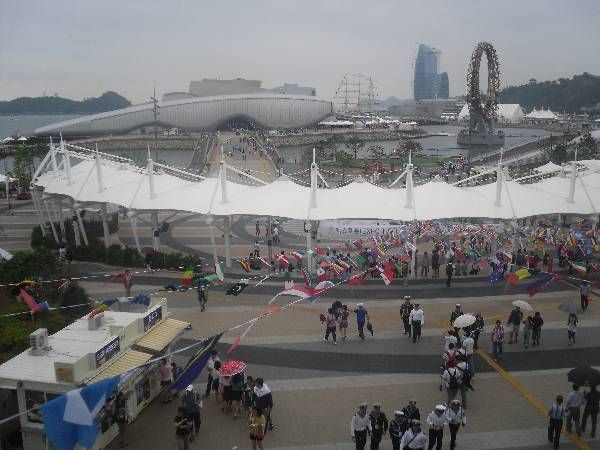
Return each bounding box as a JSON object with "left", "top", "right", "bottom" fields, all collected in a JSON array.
[{"left": 0, "top": 114, "right": 79, "bottom": 138}]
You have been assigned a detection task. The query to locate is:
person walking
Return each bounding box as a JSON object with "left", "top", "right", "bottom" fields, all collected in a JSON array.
[
  {"left": 160, "top": 359, "right": 173, "bottom": 403},
  {"left": 204, "top": 350, "right": 220, "bottom": 399},
  {"left": 548, "top": 395, "right": 565, "bottom": 449},
  {"left": 566, "top": 384, "right": 584, "bottom": 436},
  {"left": 421, "top": 252, "right": 430, "bottom": 278},
  {"left": 409, "top": 304, "right": 425, "bottom": 343},
  {"left": 400, "top": 296, "right": 413, "bottom": 337},
  {"left": 113, "top": 392, "right": 129, "bottom": 448},
  {"left": 182, "top": 385, "right": 202, "bottom": 441},
  {"left": 174, "top": 407, "right": 191, "bottom": 450},
  {"left": 324, "top": 308, "right": 338, "bottom": 344},
  {"left": 339, "top": 304, "right": 350, "bottom": 341},
  {"left": 445, "top": 400, "right": 466, "bottom": 450},
  {"left": 197, "top": 279, "right": 208, "bottom": 312},
  {"left": 449, "top": 304, "right": 463, "bottom": 328},
  {"left": 389, "top": 411, "right": 408, "bottom": 450},
  {"left": 351, "top": 403, "right": 372, "bottom": 450},
  {"left": 462, "top": 332, "right": 475, "bottom": 375},
  {"left": 581, "top": 385, "right": 600, "bottom": 437},
  {"left": 442, "top": 364, "right": 462, "bottom": 405},
  {"left": 522, "top": 316, "right": 533, "bottom": 349},
  {"left": 369, "top": 403, "right": 388, "bottom": 450},
  {"left": 567, "top": 313, "right": 578, "bottom": 345},
  {"left": 445, "top": 262, "right": 454, "bottom": 287},
  {"left": 426, "top": 405, "right": 447, "bottom": 450},
  {"left": 123, "top": 269, "right": 134, "bottom": 298},
  {"left": 507, "top": 306, "right": 523, "bottom": 344},
  {"left": 400, "top": 420, "right": 427, "bottom": 450},
  {"left": 580, "top": 280, "right": 591, "bottom": 311},
  {"left": 255, "top": 220, "right": 260, "bottom": 236},
  {"left": 248, "top": 406, "right": 266, "bottom": 450},
  {"left": 472, "top": 312, "right": 484, "bottom": 350},
  {"left": 402, "top": 400, "right": 421, "bottom": 426},
  {"left": 432, "top": 249, "right": 440, "bottom": 278},
  {"left": 354, "top": 303, "right": 370, "bottom": 341},
  {"left": 531, "top": 311, "right": 544, "bottom": 346},
  {"left": 254, "top": 378, "right": 274, "bottom": 431},
  {"left": 491, "top": 320, "right": 505, "bottom": 362}
]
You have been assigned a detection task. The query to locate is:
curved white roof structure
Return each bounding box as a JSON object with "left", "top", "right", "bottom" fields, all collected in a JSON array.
[
  {"left": 458, "top": 103, "right": 525, "bottom": 123},
  {"left": 526, "top": 108, "right": 558, "bottom": 120},
  {"left": 31, "top": 141, "right": 600, "bottom": 222},
  {"left": 34, "top": 94, "right": 333, "bottom": 137}
]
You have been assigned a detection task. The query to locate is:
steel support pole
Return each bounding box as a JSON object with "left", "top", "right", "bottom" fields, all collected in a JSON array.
[
  {"left": 151, "top": 211, "right": 160, "bottom": 251},
  {"left": 43, "top": 200, "right": 59, "bottom": 242},
  {"left": 224, "top": 216, "right": 231, "bottom": 268},
  {"left": 101, "top": 204, "right": 111, "bottom": 249},
  {"left": 70, "top": 199, "right": 81, "bottom": 246},
  {"left": 56, "top": 198, "right": 66, "bottom": 240}
]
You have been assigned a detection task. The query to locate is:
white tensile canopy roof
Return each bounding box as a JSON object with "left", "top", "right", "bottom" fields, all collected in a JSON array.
[
  {"left": 32, "top": 142, "right": 600, "bottom": 222},
  {"left": 526, "top": 108, "right": 558, "bottom": 120},
  {"left": 534, "top": 161, "right": 562, "bottom": 174}
]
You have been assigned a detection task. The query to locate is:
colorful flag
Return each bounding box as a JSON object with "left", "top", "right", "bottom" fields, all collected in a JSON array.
[
  {"left": 226, "top": 280, "right": 248, "bottom": 296},
  {"left": 258, "top": 256, "right": 272, "bottom": 268},
  {"left": 277, "top": 280, "right": 335, "bottom": 302},
  {"left": 336, "top": 259, "right": 350, "bottom": 270},
  {"left": 19, "top": 289, "right": 49, "bottom": 313},
  {"left": 314, "top": 247, "right": 326, "bottom": 256},
  {"left": 571, "top": 262, "right": 587, "bottom": 276},
  {"left": 181, "top": 266, "right": 195, "bottom": 287},
  {"left": 276, "top": 254, "right": 289, "bottom": 268},
  {"left": 488, "top": 266, "right": 504, "bottom": 285},
  {"left": 239, "top": 259, "right": 251, "bottom": 273},
  {"left": 215, "top": 263, "right": 224, "bottom": 282},
  {"left": 352, "top": 255, "right": 367, "bottom": 267},
  {"left": 291, "top": 251, "right": 304, "bottom": 262},
  {"left": 41, "top": 375, "right": 122, "bottom": 450},
  {"left": 375, "top": 245, "right": 386, "bottom": 257},
  {"left": 353, "top": 239, "right": 363, "bottom": 249},
  {"left": 346, "top": 273, "right": 366, "bottom": 285},
  {"left": 301, "top": 266, "right": 312, "bottom": 288},
  {"left": 227, "top": 322, "right": 256, "bottom": 354},
  {"left": 526, "top": 273, "right": 558, "bottom": 297},
  {"left": 316, "top": 267, "right": 327, "bottom": 283}
]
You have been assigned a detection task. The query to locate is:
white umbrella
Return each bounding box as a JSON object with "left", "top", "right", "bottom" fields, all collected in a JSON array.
[
  {"left": 2, "top": 137, "right": 15, "bottom": 143},
  {"left": 512, "top": 300, "right": 533, "bottom": 311},
  {"left": 17, "top": 136, "right": 28, "bottom": 141},
  {"left": 453, "top": 313, "right": 476, "bottom": 328},
  {"left": 0, "top": 248, "right": 13, "bottom": 261}
]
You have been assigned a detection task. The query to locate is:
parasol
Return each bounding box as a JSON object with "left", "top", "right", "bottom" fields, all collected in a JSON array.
[
  {"left": 453, "top": 313, "right": 476, "bottom": 328},
  {"left": 220, "top": 360, "right": 246, "bottom": 377},
  {"left": 512, "top": 300, "right": 533, "bottom": 311},
  {"left": 567, "top": 366, "right": 600, "bottom": 387}
]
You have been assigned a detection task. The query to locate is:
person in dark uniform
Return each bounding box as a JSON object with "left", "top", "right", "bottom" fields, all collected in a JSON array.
[
  {"left": 389, "top": 410, "right": 408, "bottom": 450},
  {"left": 400, "top": 296, "right": 413, "bottom": 337},
  {"left": 402, "top": 399, "right": 421, "bottom": 426},
  {"left": 369, "top": 403, "right": 388, "bottom": 450},
  {"left": 446, "top": 262, "right": 454, "bottom": 287}
]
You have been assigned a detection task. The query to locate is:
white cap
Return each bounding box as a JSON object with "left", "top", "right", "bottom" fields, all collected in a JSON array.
[
  {"left": 394, "top": 410, "right": 404, "bottom": 415},
  {"left": 435, "top": 404, "right": 446, "bottom": 411},
  {"left": 357, "top": 303, "right": 364, "bottom": 307},
  {"left": 186, "top": 385, "right": 194, "bottom": 391}
]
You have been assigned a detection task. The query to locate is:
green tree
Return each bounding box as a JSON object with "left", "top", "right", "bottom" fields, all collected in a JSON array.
[
  {"left": 550, "top": 143, "right": 569, "bottom": 164},
  {"left": 345, "top": 134, "right": 365, "bottom": 159},
  {"left": 12, "top": 146, "right": 33, "bottom": 189},
  {"left": 335, "top": 150, "right": 354, "bottom": 181},
  {"left": 368, "top": 145, "right": 385, "bottom": 160},
  {"left": 576, "top": 132, "right": 598, "bottom": 159}
]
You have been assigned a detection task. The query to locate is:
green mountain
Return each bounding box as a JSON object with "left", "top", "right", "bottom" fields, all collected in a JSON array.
[
  {"left": 499, "top": 73, "right": 600, "bottom": 113},
  {"left": 0, "top": 91, "right": 131, "bottom": 115}
]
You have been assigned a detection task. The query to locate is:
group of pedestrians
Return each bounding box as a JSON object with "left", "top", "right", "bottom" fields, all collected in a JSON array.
[
  {"left": 399, "top": 296, "right": 426, "bottom": 343},
  {"left": 547, "top": 384, "right": 600, "bottom": 449},
  {"left": 322, "top": 302, "right": 373, "bottom": 343},
  {"left": 350, "top": 399, "right": 466, "bottom": 450}
]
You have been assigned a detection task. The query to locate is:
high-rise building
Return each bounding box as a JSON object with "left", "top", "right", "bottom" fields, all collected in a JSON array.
[{"left": 413, "top": 44, "right": 448, "bottom": 100}]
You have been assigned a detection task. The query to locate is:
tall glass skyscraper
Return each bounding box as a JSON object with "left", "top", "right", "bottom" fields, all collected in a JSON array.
[{"left": 413, "top": 44, "right": 449, "bottom": 100}]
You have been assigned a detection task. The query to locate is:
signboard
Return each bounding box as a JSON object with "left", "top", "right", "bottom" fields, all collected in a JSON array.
[
  {"left": 317, "top": 220, "right": 404, "bottom": 240},
  {"left": 95, "top": 336, "right": 120, "bottom": 368},
  {"left": 143, "top": 306, "right": 162, "bottom": 332}
]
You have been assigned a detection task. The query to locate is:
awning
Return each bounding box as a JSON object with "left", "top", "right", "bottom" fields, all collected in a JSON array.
[
  {"left": 88, "top": 350, "right": 152, "bottom": 383},
  {"left": 135, "top": 318, "right": 189, "bottom": 353}
]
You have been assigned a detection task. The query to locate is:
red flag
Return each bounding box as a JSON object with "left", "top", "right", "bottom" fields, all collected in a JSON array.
[
  {"left": 347, "top": 273, "right": 366, "bottom": 285},
  {"left": 315, "top": 247, "right": 326, "bottom": 256},
  {"left": 227, "top": 322, "right": 256, "bottom": 354},
  {"left": 547, "top": 257, "right": 553, "bottom": 274},
  {"left": 317, "top": 267, "right": 327, "bottom": 282}
]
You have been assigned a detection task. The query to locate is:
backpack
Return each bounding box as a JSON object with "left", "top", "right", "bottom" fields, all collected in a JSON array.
[
  {"left": 444, "top": 350, "right": 457, "bottom": 368},
  {"left": 447, "top": 369, "right": 459, "bottom": 390},
  {"left": 183, "top": 391, "right": 199, "bottom": 413}
]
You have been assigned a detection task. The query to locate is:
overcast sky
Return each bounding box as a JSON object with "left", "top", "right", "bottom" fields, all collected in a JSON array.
[{"left": 1, "top": 0, "right": 599, "bottom": 104}]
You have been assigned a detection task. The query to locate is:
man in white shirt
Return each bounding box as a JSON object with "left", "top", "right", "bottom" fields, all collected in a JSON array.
[
  {"left": 351, "top": 403, "right": 372, "bottom": 450},
  {"left": 445, "top": 400, "right": 466, "bottom": 450},
  {"left": 442, "top": 366, "right": 462, "bottom": 406},
  {"left": 409, "top": 304, "right": 425, "bottom": 343},
  {"left": 566, "top": 384, "right": 585, "bottom": 436},
  {"left": 462, "top": 332, "right": 475, "bottom": 374},
  {"left": 426, "top": 405, "right": 447, "bottom": 450},
  {"left": 204, "top": 350, "right": 220, "bottom": 399},
  {"left": 400, "top": 420, "right": 427, "bottom": 450}
]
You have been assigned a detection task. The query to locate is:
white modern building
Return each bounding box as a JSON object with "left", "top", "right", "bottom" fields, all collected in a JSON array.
[{"left": 34, "top": 94, "right": 333, "bottom": 137}]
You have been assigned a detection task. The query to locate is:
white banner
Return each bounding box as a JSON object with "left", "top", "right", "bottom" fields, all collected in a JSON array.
[{"left": 317, "top": 220, "right": 404, "bottom": 240}]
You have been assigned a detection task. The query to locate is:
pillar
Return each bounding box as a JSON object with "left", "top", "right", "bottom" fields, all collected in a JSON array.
[
  {"left": 568, "top": 160, "right": 577, "bottom": 203},
  {"left": 56, "top": 198, "right": 66, "bottom": 240},
  {"left": 101, "top": 204, "right": 111, "bottom": 249},
  {"left": 151, "top": 211, "right": 160, "bottom": 251},
  {"left": 70, "top": 199, "right": 81, "bottom": 247},
  {"left": 224, "top": 215, "right": 231, "bottom": 268},
  {"left": 43, "top": 199, "right": 59, "bottom": 242},
  {"left": 129, "top": 213, "right": 142, "bottom": 253}
]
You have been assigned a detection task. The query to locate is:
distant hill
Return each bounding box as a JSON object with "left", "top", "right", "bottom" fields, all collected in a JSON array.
[
  {"left": 0, "top": 91, "right": 131, "bottom": 115},
  {"left": 499, "top": 73, "right": 600, "bottom": 113}
]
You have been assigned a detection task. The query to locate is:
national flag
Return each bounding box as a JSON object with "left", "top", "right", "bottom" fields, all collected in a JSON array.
[
  {"left": 515, "top": 268, "right": 532, "bottom": 280},
  {"left": 105, "top": 273, "right": 125, "bottom": 284},
  {"left": 258, "top": 256, "right": 272, "bottom": 268},
  {"left": 291, "top": 251, "right": 304, "bottom": 262},
  {"left": 477, "top": 258, "right": 490, "bottom": 268},
  {"left": 227, "top": 322, "right": 256, "bottom": 354},
  {"left": 314, "top": 247, "right": 326, "bottom": 256},
  {"left": 283, "top": 270, "right": 294, "bottom": 289},
  {"left": 353, "top": 239, "right": 363, "bottom": 249},
  {"left": 316, "top": 267, "right": 327, "bottom": 283},
  {"left": 526, "top": 273, "right": 558, "bottom": 297},
  {"left": 352, "top": 255, "right": 367, "bottom": 267},
  {"left": 226, "top": 279, "right": 249, "bottom": 296},
  {"left": 239, "top": 259, "right": 251, "bottom": 273},
  {"left": 276, "top": 254, "right": 289, "bottom": 268},
  {"left": 336, "top": 259, "right": 350, "bottom": 270},
  {"left": 19, "top": 289, "right": 49, "bottom": 313},
  {"left": 181, "top": 266, "right": 195, "bottom": 287},
  {"left": 172, "top": 333, "right": 223, "bottom": 391},
  {"left": 346, "top": 273, "right": 366, "bottom": 285},
  {"left": 330, "top": 264, "right": 342, "bottom": 278},
  {"left": 130, "top": 294, "right": 151, "bottom": 306},
  {"left": 454, "top": 248, "right": 465, "bottom": 261},
  {"left": 571, "top": 262, "right": 587, "bottom": 276},
  {"left": 41, "top": 375, "right": 122, "bottom": 450},
  {"left": 488, "top": 266, "right": 504, "bottom": 285},
  {"left": 375, "top": 245, "right": 386, "bottom": 257},
  {"left": 278, "top": 280, "right": 335, "bottom": 302},
  {"left": 376, "top": 265, "right": 392, "bottom": 286},
  {"left": 301, "top": 266, "right": 312, "bottom": 288}
]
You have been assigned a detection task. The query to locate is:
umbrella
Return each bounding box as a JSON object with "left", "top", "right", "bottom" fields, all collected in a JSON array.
[
  {"left": 0, "top": 248, "right": 13, "bottom": 261},
  {"left": 512, "top": 300, "right": 533, "bottom": 311},
  {"left": 220, "top": 360, "right": 246, "bottom": 377},
  {"left": 453, "top": 313, "right": 476, "bottom": 328},
  {"left": 559, "top": 303, "right": 583, "bottom": 315},
  {"left": 17, "top": 136, "right": 28, "bottom": 141},
  {"left": 2, "top": 137, "right": 15, "bottom": 142},
  {"left": 567, "top": 366, "right": 600, "bottom": 387}
]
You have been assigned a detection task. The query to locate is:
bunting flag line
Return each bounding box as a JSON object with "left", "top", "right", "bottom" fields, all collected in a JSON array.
[
  {"left": 301, "top": 266, "right": 312, "bottom": 288},
  {"left": 227, "top": 322, "right": 256, "bottom": 354},
  {"left": 19, "top": 289, "right": 49, "bottom": 313},
  {"left": 258, "top": 256, "right": 272, "bottom": 268}
]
